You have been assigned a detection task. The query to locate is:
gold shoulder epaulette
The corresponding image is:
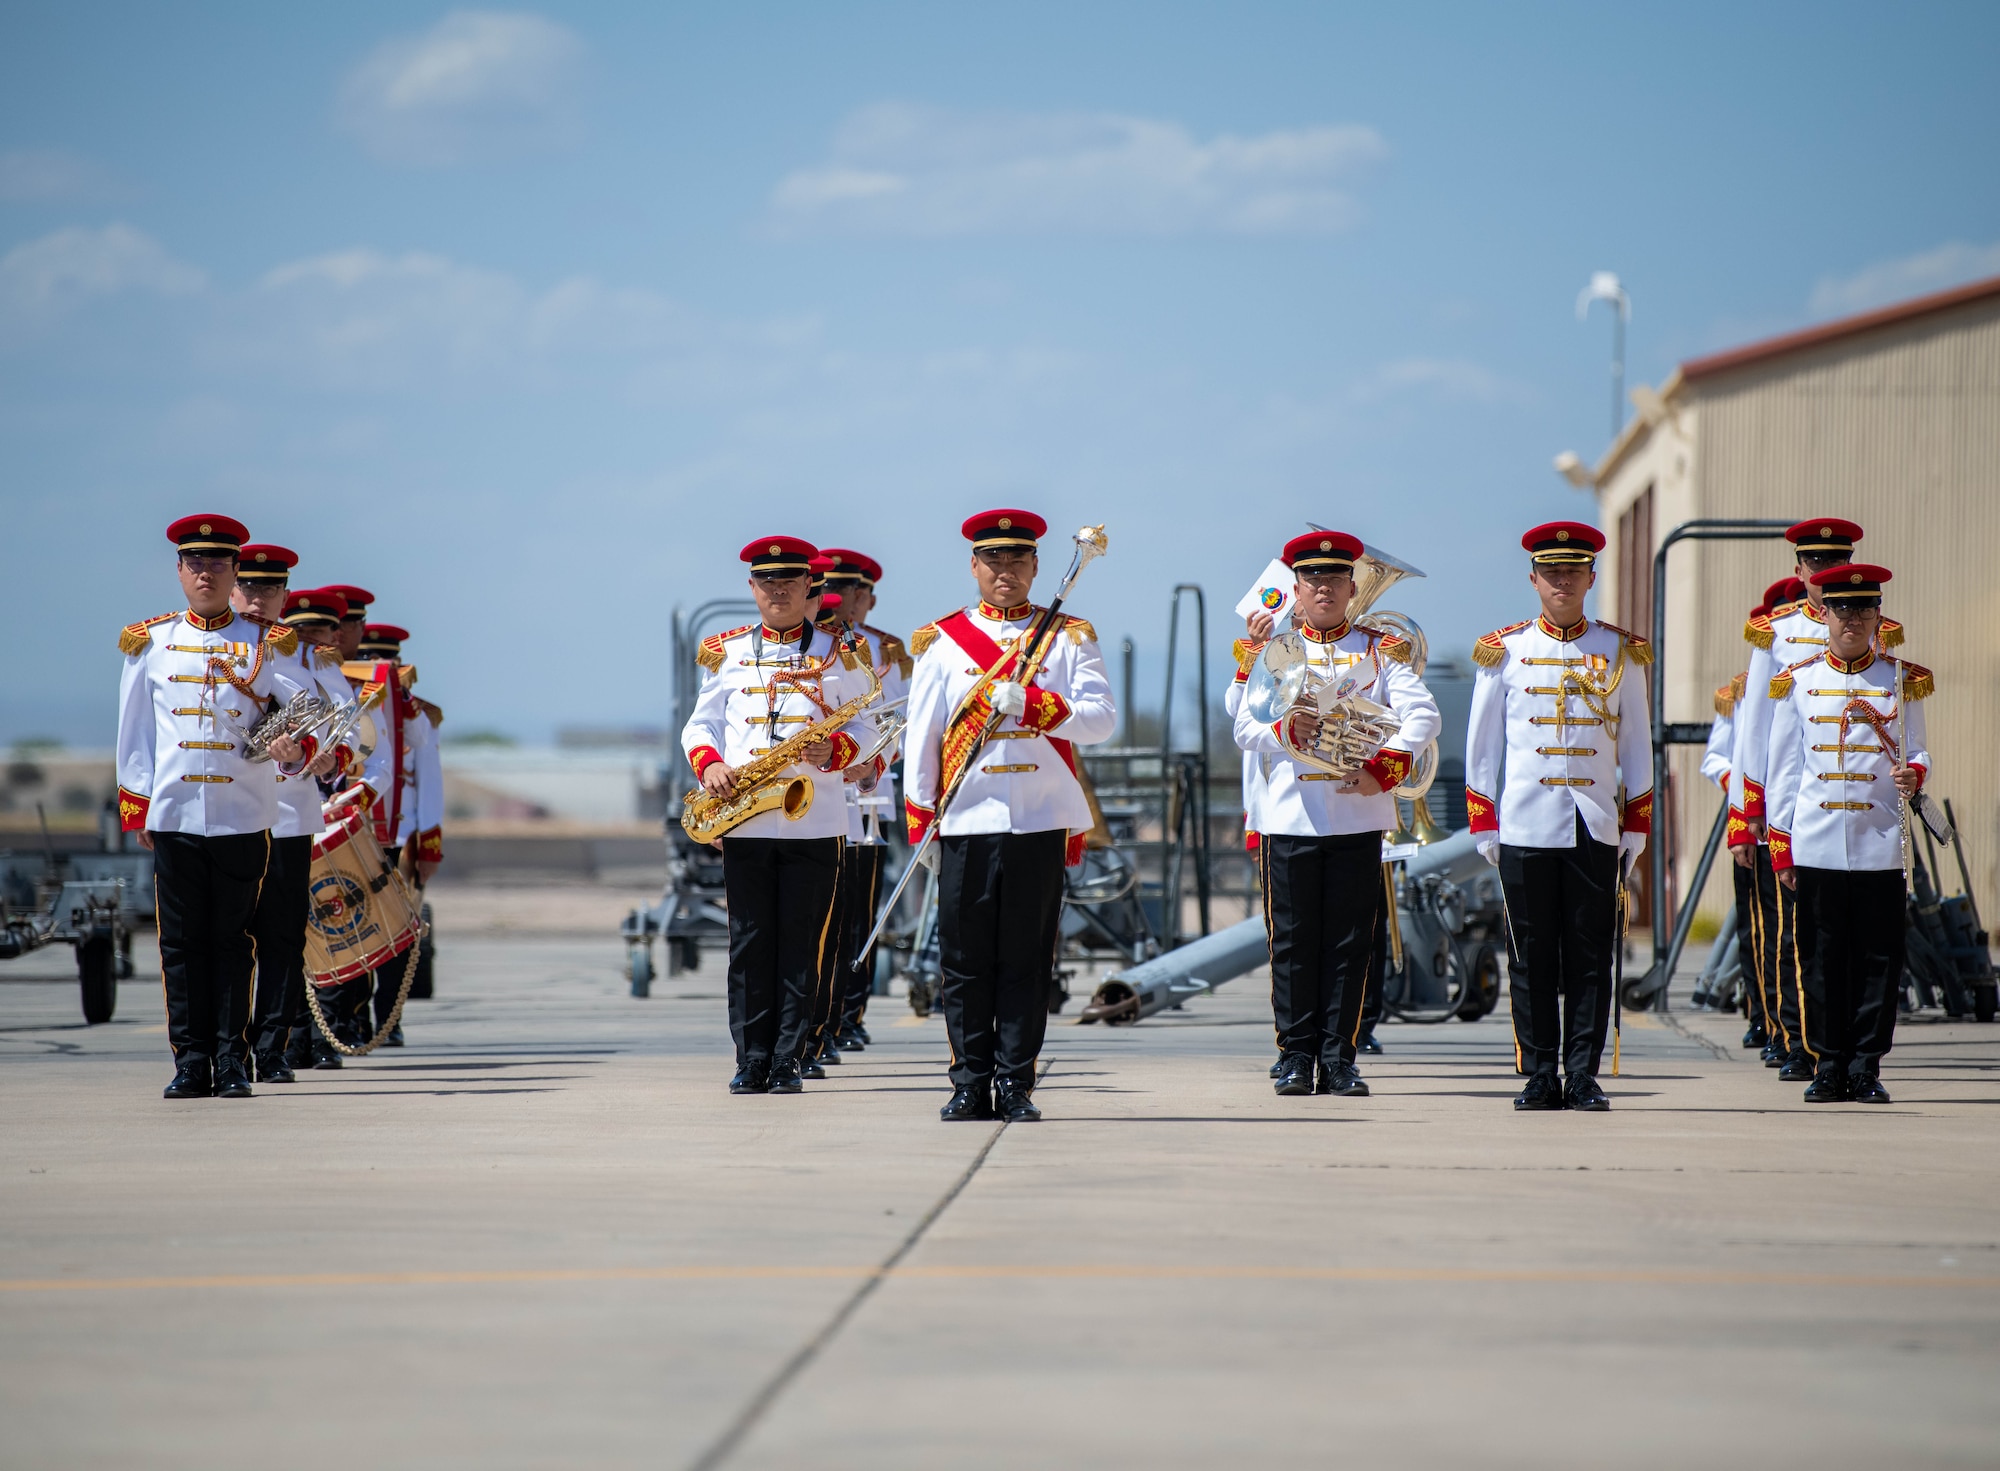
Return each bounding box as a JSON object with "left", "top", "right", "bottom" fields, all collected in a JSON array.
[
  {"left": 397, "top": 665, "right": 417, "bottom": 691},
  {"left": 697, "top": 622, "right": 751, "bottom": 676},
  {"left": 1472, "top": 620, "right": 1530, "bottom": 668},
  {"left": 262, "top": 621, "right": 298, "bottom": 656},
  {"left": 1376, "top": 630, "right": 1413, "bottom": 665},
  {"left": 1231, "top": 637, "right": 1263, "bottom": 675},
  {"left": 1770, "top": 599, "right": 1802, "bottom": 618},
  {"left": 118, "top": 611, "right": 177, "bottom": 656},
  {"left": 1731, "top": 670, "right": 1747, "bottom": 700},
  {"left": 313, "top": 645, "right": 341, "bottom": 668},
  {"left": 868, "top": 627, "right": 913, "bottom": 679},
  {"left": 415, "top": 697, "right": 443, "bottom": 726},
  {"left": 1898, "top": 659, "right": 1934, "bottom": 701},
  {"left": 1879, "top": 616, "right": 1905, "bottom": 649},
  {"left": 1744, "top": 613, "right": 1774, "bottom": 649},
  {"left": 1713, "top": 682, "right": 1737, "bottom": 717},
  {"left": 341, "top": 661, "right": 374, "bottom": 681},
  {"left": 1594, "top": 620, "right": 1654, "bottom": 664},
  {"left": 1769, "top": 655, "right": 1818, "bottom": 701},
  {"left": 1064, "top": 615, "right": 1097, "bottom": 646},
  {"left": 910, "top": 622, "right": 943, "bottom": 659}
]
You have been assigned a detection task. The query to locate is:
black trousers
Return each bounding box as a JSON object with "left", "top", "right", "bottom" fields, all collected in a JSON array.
[
  {"left": 1792, "top": 867, "right": 1905, "bottom": 1079},
  {"left": 1731, "top": 857, "right": 1770, "bottom": 1030},
  {"left": 1261, "top": 831, "right": 1383, "bottom": 1070},
  {"left": 1357, "top": 895, "right": 1387, "bottom": 1044},
  {"left": 723, "top": 836, "right": 842, "bottom": 1067},
  {"left": 1500, "top": 812, "right": 1617, "bottom": 1078},
  {"left": 938, "top": 830, "right": 1067, "bottom": 1089},
  {"left": 152, "top": 831, "right": 270, "bottom": 1066},
  {"left": 803, "top": 842, "right": 850, "bottom": 1056},
  {"left": 249, "top": 835, "right": 313, "bottom": 1058},
  {"left": 838, "top": 843, "right": 886, "bottom": 1029},
  {"left": 1749, "top": 845, "right": 1804, "bottom": 1056}
]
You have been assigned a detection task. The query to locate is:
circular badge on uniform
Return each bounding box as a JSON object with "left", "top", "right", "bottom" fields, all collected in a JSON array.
[{"left": 1261, "top": 585, "right": 1284, "bottom": 610}]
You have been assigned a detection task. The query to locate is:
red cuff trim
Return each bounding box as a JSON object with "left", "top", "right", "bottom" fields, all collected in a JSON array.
[
  {"left": 1018, "top": 685, "right": 1071, "bottom": 732},
  {"left": 824, "top": 731, "right": 859, "bottom": 771},
  {"left": 1244, "top": 829, "right": 1260, "bottom": 851},
  {"left": 906, "top": 800, "right": 936, "bottom": 844},
  {"left": 1768, "top": 828, "right": 1793, "bottom": 871},
  {"left": 117, "top": 786, "right": 150, "bottom": 832},
  {"left": 1742, "top": 776, "right": 1766, "bottom": 821},
  {"left": 1622, "top": 789, "right": 1653, "bottom": 836},
  {"left": 1065, "top": 830, "right": 1087, "bottom": 868},
  {"left": 1363, "top": 747, "right": 1412, "bottom": 791},
  {"left": 415, "top": 827, "right": 443, "bottom": 863},
  {"left": 689, "top": 745, "right": 724, "bottom": 778},
  {"left": 1909, "top": 762, "right": 1926, "bottom": 790},
  {"left": 1232, "top": 668, "right": 1249, "bottom": 685},
  {"left": 1465, "top": 787, "right": 1498, "bottom": 834},
  {"left": 1726, "top": 808, "right": 1752, "bottom": 847}
]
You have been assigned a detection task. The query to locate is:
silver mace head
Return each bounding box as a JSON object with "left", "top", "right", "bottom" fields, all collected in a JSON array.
[{"left": 1072, "top": 524, "right": 1109, "bottom": 567}]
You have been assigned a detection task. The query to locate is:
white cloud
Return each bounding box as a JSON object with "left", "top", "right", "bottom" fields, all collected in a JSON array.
[
  {"left": 336, "top": 10, "right": 585, "bottom": 166},
  {"left": 0, "top": 147, "right": 125, "bottom": 202},
  {"left": 768, "top": 103, "right": 1386, "bottom": 237},
  {"left": 1809, "top": 240, "right": 2000, "bottom": 318},
  {"left": 0, "top": 224, "right": 204, "bottom": 316}
]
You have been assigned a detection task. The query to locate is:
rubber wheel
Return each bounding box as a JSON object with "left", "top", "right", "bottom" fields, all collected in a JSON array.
[
  {"left": 1457, "top": 945, "right": 1502, "bottom": 1020},
  {"left": 79, "top": 935, "right": 117, "bottom": 1024},
  {"left": 628, "top": 944, "right": 654, "bottom": 997}
]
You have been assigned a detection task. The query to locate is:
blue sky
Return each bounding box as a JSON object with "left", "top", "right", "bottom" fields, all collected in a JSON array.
[{"left": 5, "top": 1, "right": 1997, "bottom": 745}]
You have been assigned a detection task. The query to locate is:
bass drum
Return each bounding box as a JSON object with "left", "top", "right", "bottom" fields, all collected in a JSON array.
[{"left": 304, "top": 803, "right": 421, "bottom": 985}]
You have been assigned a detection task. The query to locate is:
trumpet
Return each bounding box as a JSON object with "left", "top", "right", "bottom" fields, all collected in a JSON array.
[{"left": 1244, "top": 539, "right": 1438, "bottom": 799}]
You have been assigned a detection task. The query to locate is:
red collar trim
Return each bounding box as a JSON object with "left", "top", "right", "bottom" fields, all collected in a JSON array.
[
  {"left": 184, "top": 609, "right": 235, "bottom": 632},
  {"left": 1802, "top": 601, "right": 1826, "bottom": 624},
  {"left": 978, "top": 600, "right": 1034, "bottom": 622},
  {"left": 1826, "top": 650, "right": 1874, "bottom": 674},
  {"left": 1299, "top": 620, "right": 1350, "bottom": 644},
  {"left": 760, "top": 623, "right": 805, "bottom": 643},
  {"left": 1538, "top": 615, "right": 1588, "bottom": 641}
]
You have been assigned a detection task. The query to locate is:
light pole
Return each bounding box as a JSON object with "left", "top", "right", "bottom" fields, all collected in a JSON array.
[{"left": 1576, "top": 271, "right": 1630, "bottom": 443}]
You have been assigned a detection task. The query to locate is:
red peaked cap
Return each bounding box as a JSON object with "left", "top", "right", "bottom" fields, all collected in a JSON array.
[
  {"left": 818, "top": 592, "right": 844, "bottom": 612},
  {"left": 236, "top": 543, "right": 297, "bottom": 582},
  {"left": 1811, "top": 563, "right": 1891, "bottom": 601},
  {"left": 320, "top": 584, "right": 375, "bottom": 617},
  {"left": 1761, "top": 576, "right": 1805, "bottom": 611},
  {"left": 961, "top": 509, "right": 1046, "bottom": 549},
  {"left": 1521, "top": 521, "right": 1604, "bottom": 564},
  {"left": 284, "top": 588, "right": 348, "bottom": 623},
  {"left": 361, "top": 623, "right": 410, "bottom": 644},
  {"left": 1283, "top": 530, "right": 1362, "bottom": 572},
  {"left": 1787, "top": 517, "right": 1863, "bottom": 554},
  {"left": 740, "top": 535, "right": 817, "bottom": 573},
  {"left": 819, "top": 548, "right": 883, "bottom": 584},
  {"left": 166, "top": 514, "right": 249, "bottom": 554}
]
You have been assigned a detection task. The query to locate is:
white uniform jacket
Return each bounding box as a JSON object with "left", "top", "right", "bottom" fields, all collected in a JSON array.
[
  {"left": 1231, "top": 622, "right": 1439, "bottom": 839},
  {"left": 1701, "top": 672, "right": 1745, "bottom": 795},
  {"left": 115, "top": 608, "right": 312, "bottom": 836},
  {"left": 1729, "top": 599, "right": 1906, "bottom": 839},
  {"left": 1225, "top": 640, "right": 1266, "bottom": 844},
  {"left": 681, "top": 621, "right": 881, "bottom": 842},
  {"left": 903, "top": 601, "right": 1116, "bottom": 843},
  {"left": 833, "top": 621, "right": 912, "bottom": 843},
  {"left": 1766, "top": 650, "right": 1931, "bottom": 874},
  {"left": 342, "top": 660, "right": 446, "bottom": 861},
  {"left": 268, "top": 640, "right": 354, "bottom": 840},
  {"left": 1464, "top": 616, "right": 1654, "bottom": 849}
]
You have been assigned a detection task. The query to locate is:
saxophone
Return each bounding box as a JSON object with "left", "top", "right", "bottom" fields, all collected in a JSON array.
[{"left": 680, "top": 636, "right": 883, "bottom": 845}]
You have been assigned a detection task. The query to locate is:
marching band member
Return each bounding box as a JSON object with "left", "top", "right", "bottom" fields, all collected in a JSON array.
[
  {"left": 819, "top": 548, "right": 911, "bottom": 1053},
  {"left": 683, "top": 537, "right": 879, "bottom": 1096},
  {"left": 1731, "top": 524, "right": 1907, "bottom": 1082},
  {"left": 1231, "top": 532, "right": 1439, "bottom": 1099},
  {"left": 116, "top": 516, "right": 311, "bottom": 1100},
  {"left": 905, "top": 510, "right": 1117, "bottom": 1123},
  {"left": 323, "top": 584, "right": 374, "bottom": 662},
  {"left": 1701, "top": 643, "right": 1771, "bottom": 1027},
  {"left": 1464, "top": 522, "right": 1652, "bottom": 1113},
  {"left": 281, "top": 587, "right": 358, "bottom": 1071},
  {"left": 799, "top": 557, "right": 850, "bottom": 1077},
  {"left": 1766, "top": 564, "right": 1930, "bottom": 1103},
  {"left": 229, "top": 549, "right": 349, "bottom": 1083},
  {"left": 1728, "top": 577, "right": 1802, "bottom": 1053}
]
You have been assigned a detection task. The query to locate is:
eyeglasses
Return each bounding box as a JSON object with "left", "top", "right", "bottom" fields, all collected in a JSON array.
[
  {"left": 179, "top": 555, "right": 236, "bottom": 575},
  {"left": 751, "top": 571, "right": 808, "bottom": 585},
  {"left": 1296, "top": 573, "right": 1352, "bottom": 590}
]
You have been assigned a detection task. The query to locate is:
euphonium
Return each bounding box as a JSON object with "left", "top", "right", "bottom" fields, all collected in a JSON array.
[{"left": 680, "top": 636, "right": 883, "bottom": 845}]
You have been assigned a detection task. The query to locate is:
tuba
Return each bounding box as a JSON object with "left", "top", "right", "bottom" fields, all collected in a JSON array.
[{"left": 1244, "top": 540, "right": 1439, "bottom": 801}]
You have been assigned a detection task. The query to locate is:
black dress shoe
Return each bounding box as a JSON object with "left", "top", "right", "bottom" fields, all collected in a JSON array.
[
  {"left": 1514, "top": 1070, "right": 1563, "bottom": 1111},
  {"left": 381, "top": 1024, "right": 405, "bottom": 1048},
  {"left": 254, "top": 1053, "right": 296, "bottom": 1084},
  {"left": 767, "top": 1058, "right": 804, "bottom": 1094},
  {"left": 1360, "top": 1035, "right": 1384, "bottom": 1056},
  {"left": 1760, "top": 1040, "right": 1786, "bottom": 1066},
  {"left": 940, "top": 1084, "right": 992, "bottom": 1122},
  {"left": 800, "top": 1056, "right": 827, "bottom": 1080},
  {"left": 311, "top": 1039, "right": 344, "bottom": 1070},
  {"left": 214, "top": 1060, "right": 254, "bottom": 1099},
  {"left": 1564, "top": 1075, "right": 1610, "bottom": 1111},
  {"left": 729, "top": 1060, "right": 770, "bottom": 1094},
  {"left": 817, "top": 1041, "right": 842, "bottom": 1065},
  {"left": 1320, "top": 1063, "right": 1371, "bottom": 1097},
  {"left": 1272, "top": 1052, "right": 1315, "bottom": 1096},
  {"left": 1849, "top": 1074, "right": 1891, "bottom": 1104},
  {"left": 995, "top": 1080, "right": 1041, "bottom": 1122},
  {"left": 835, "top": 1025, "right": 865, "bottom": 1051},
  {"left": 163, "top": 1057, "right": 214, "bottom": 1100},
  {"left": 1742, "top": 1025, "right": 1768, "bottom": 1050},
  {"left": 1802, "top": 1070, "right": 1848, "bottom": 1103},
  {"left": 1778, "top": 1053, "right": 1816, "bottom": 1082},
  {"left": 854, "top": 1023, "right": 871, "bottom": 1045},
  {"left": 1268, "top": 1057, "right": 1285, "bottom": 1078}
]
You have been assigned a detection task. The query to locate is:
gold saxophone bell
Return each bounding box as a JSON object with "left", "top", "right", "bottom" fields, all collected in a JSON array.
[{"left": 1410, "top": 795, "right": 1449, "bottom": 845}]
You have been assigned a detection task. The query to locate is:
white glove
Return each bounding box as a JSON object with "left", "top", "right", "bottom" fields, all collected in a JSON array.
[
  {"left": 1477, "top": 836, "right": 1500, "bottom": 868},
  {"left": 1618, "top": 831, "right": 1646, "bottom": 876},
  {"left": 990, "top": 680, "right": 1027, "bottom": 717},
  {"left": 916, "top": 841, "right": 940, "bottom": 872}
]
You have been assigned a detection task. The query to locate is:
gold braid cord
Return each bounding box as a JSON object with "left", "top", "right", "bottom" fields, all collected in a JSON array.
[
  {"left": 1555, "top": 645, "right": 1627, "bottom": 738},
  {"left": 303, "top": 923, "right": 427, "bottom": 1058}
]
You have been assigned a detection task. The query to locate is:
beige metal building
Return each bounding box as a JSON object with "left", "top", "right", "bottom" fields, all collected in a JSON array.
[{"left": 1571, "top": 274, "right": 2000, "bottom": 935}]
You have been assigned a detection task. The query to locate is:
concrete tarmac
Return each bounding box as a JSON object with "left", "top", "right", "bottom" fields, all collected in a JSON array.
[{"left": 2, "top": 913, "right": 1997, "bottom": 1470}]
